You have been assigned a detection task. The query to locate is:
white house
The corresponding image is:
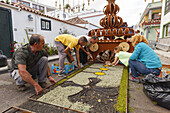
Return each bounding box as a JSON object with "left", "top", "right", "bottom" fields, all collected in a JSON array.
[
  {"left": 156, "top": 0, "right": 170, "bottom": 51},
  {"left": 0, "top": 1, "right": 89, "bottom": 57},
  {"left": 160, "top": 0, "right": 170, "bottom": 39},
  {"left": 68, "top": 10, "right": 105, "bottom": 27}
]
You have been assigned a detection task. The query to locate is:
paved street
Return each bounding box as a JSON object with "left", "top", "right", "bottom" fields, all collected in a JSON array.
[
  {"left": 129, "top": 52, "right": 170, "bottom": 113},
  {"left": 0, "top": 59, "right": 61, "bottom": 112}
]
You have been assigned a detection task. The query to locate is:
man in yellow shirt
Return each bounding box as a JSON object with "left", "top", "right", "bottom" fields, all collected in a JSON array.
[{"left": 55, "top": 34, "right": 88, "bottom": 76}]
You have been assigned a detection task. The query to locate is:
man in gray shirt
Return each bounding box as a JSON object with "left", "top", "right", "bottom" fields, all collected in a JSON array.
[{"left": 10, "top": 34, "right": 56, "bottom": 95}]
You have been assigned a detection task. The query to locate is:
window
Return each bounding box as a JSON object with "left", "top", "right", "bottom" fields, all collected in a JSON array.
[
  {"left": 164, "top": 24, "right": 170, "bottom": 37},
  {"left": 41, "top": 19, "right": 51, "bottom": 31},
  {"left": 46, "top": 22, "right": 50, "bottom": 29},
  {"left": 152, "top": 13, "right": 161, "bottom": 19},
  {"left": 165, "top": 0, "right": 170, "bottom": 14},
  {"left": 41, "top": 21, "right": 45, "bottom": 29}
]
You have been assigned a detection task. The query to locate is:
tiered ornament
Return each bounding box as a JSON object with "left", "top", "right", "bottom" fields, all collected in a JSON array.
[
  {"left": 88, "top": 0, "right": 134, "bottom": 38},
  {"left": 88, "top": 0, "right": 135, "bottom": 63}
]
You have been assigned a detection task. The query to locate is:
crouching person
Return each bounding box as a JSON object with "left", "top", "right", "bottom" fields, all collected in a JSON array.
[
  {"left": 129, "top": 34, "right": 162, "bottom": 83},
  {"left": 10, "top": 34, "right": 56, "bottom": 95}
]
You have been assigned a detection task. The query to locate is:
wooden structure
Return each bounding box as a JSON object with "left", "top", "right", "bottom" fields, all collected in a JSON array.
[
  {"left": 88, "top": 0, "right": 135, "bottom": 63},
  {"left": 90, "top": 40, "right": 134, "bottom": 63}
]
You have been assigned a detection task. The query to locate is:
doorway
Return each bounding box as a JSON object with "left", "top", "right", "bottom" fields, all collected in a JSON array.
[{"left": 0, "top": 7, "right": 13, "bottom": 58}]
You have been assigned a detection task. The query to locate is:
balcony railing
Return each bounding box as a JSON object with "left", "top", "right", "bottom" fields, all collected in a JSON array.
[{"left": 142, "top": 18, "right": 161, "bottom": 27}]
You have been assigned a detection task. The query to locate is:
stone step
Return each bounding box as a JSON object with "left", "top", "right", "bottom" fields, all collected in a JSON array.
[
  {"left": 156, "top": 43, "right": 170, "bottom": 52},
  {"left": 158, "top": 38, "right": 170, "bottom": 45}
]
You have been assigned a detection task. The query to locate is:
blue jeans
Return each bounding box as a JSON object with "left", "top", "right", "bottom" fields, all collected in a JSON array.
[
  {"left": 119, "top": 61, "right": 124, "bottom": 65},
  {"left": 129, "top": 59, "right": 161, "bottom": 78}
]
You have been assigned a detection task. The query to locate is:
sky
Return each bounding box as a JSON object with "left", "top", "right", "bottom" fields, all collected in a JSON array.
[{"left": 37, "top": 0, "right": 161, "bottom": 26}]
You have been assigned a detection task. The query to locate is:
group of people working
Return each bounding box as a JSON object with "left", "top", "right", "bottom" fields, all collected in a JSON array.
[
  {"left": 9, "top": 34, "right": 162, "bottom": 95},
  {"left": 112, "top": 34, "right": 162, "bottom": 83}
]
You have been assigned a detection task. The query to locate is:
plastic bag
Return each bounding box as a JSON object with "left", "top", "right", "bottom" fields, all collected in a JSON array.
[
  {"left": 142, "top": 74, "right": 170, "bottom": 109},
  {"left": 0, "top": 50, "right": 8, "bottom": 67}
]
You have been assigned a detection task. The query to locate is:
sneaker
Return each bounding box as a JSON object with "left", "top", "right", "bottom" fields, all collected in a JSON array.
[
  {"left": 129, "top": 76, "right": 140, "bottom": 83},
  {"left": 38, "top": 82, "right": 48, "bottom": 88},
  {"left": 83, "top": 64, "right": 88, "bottom": 67},
  {"left": 17, "top": 85, "right": 27, "bottom": 91},
  {"left": 74, "top": 65, "right": 78, "bottom": 69},
  {"left": 58, "top": 73, "right": 67, "bottom": 77}
]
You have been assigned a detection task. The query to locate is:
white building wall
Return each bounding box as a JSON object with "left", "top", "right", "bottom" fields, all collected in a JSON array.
[
  {"left": 12, "top": 9, "right": 36, "bottom": 44},
  {"left": 160, "top": 0, "right": 170, "bottom": 38},
  {"left": 73, "top": 11, "right": 103, "bottom": 18},
  {"left": 0, "top": 4, "right": 88, "bottom": 47},
  {"left": 80, "top": 12, "right": 104, "bottom": 27},
  {"left": 88, "top": 24, "right": 99, "bottom": 31},
  {"left": 83, "top": 16, "right": 104, "bottom": 28},
  {"left": 37, "top": 18, "right": 88, "bottom": 45},
  {"left": 76, "top": 23, "right": 99, "bottom": 31}
]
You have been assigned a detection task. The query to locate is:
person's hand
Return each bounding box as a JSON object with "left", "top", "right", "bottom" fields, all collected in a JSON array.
[
  {"left": 111, "top": 62, "right": 115, "bottom": 66},
  {"left": 105, "top": 61, "right": 111, "bottom": 66},
  {"left": 78, "top": 63, "right": 81, "bottom": 69},
  {"left": 126, "top": 38, "right": 131, "bottom": 42},
  {"left": 34, "top": 83, "right": 43, "bottom": 95},
  {"left": 71, "top": 56, "right": 75, "bottom": 62},
  {"left": 86, "top": 52, "right": 91, "bottom": 56},
  {"left": 48, "top": 76, "right": 56, "bottom": 84}
]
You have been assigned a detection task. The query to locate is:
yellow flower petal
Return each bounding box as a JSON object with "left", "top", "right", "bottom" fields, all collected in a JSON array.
[
  {"left": 100, "top": 68, "right": 108, "bottom": 71},
  {"left": 94, "top": 72, "right": 105, "bottom": 75}
]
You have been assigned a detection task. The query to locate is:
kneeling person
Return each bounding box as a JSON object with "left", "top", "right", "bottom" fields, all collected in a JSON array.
[{"left": 10, "top": 34, "right": 56, "bottom": 95}]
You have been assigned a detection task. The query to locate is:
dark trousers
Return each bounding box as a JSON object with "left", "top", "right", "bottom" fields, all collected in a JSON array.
[
  {"left": 10, "top": 57, "right": 48, "bottom": 85},
  {"left": 129, "top": 59, "right": 161, "bottom": 78},
  {"left": 79, "top": 47, "right": 88, "bottom": 65}
]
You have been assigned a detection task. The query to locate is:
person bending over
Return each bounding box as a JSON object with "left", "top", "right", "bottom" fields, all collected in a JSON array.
[
  {"left": 55, "top": 34, "right": 88, "bottom": 76},
  {"left": 77, "top": 35, "right": 98, "bottom": 66},
  {"left": 112, "top": 46, "right": 132, "bottom": 67}
]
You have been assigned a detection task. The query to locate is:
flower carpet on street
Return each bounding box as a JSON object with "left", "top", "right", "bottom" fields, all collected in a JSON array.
[{"left": 38, "top": 64, "right": 123, "bottom": 112}]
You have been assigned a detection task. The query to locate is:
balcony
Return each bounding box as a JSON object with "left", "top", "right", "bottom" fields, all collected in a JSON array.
[{"left": 142, "top": 18, "right": 161, "bottom": 27}]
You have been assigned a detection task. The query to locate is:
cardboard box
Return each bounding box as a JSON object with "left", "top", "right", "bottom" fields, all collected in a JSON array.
[{"left": 51, "top": 62, "right": 74, "bottom": 74}]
